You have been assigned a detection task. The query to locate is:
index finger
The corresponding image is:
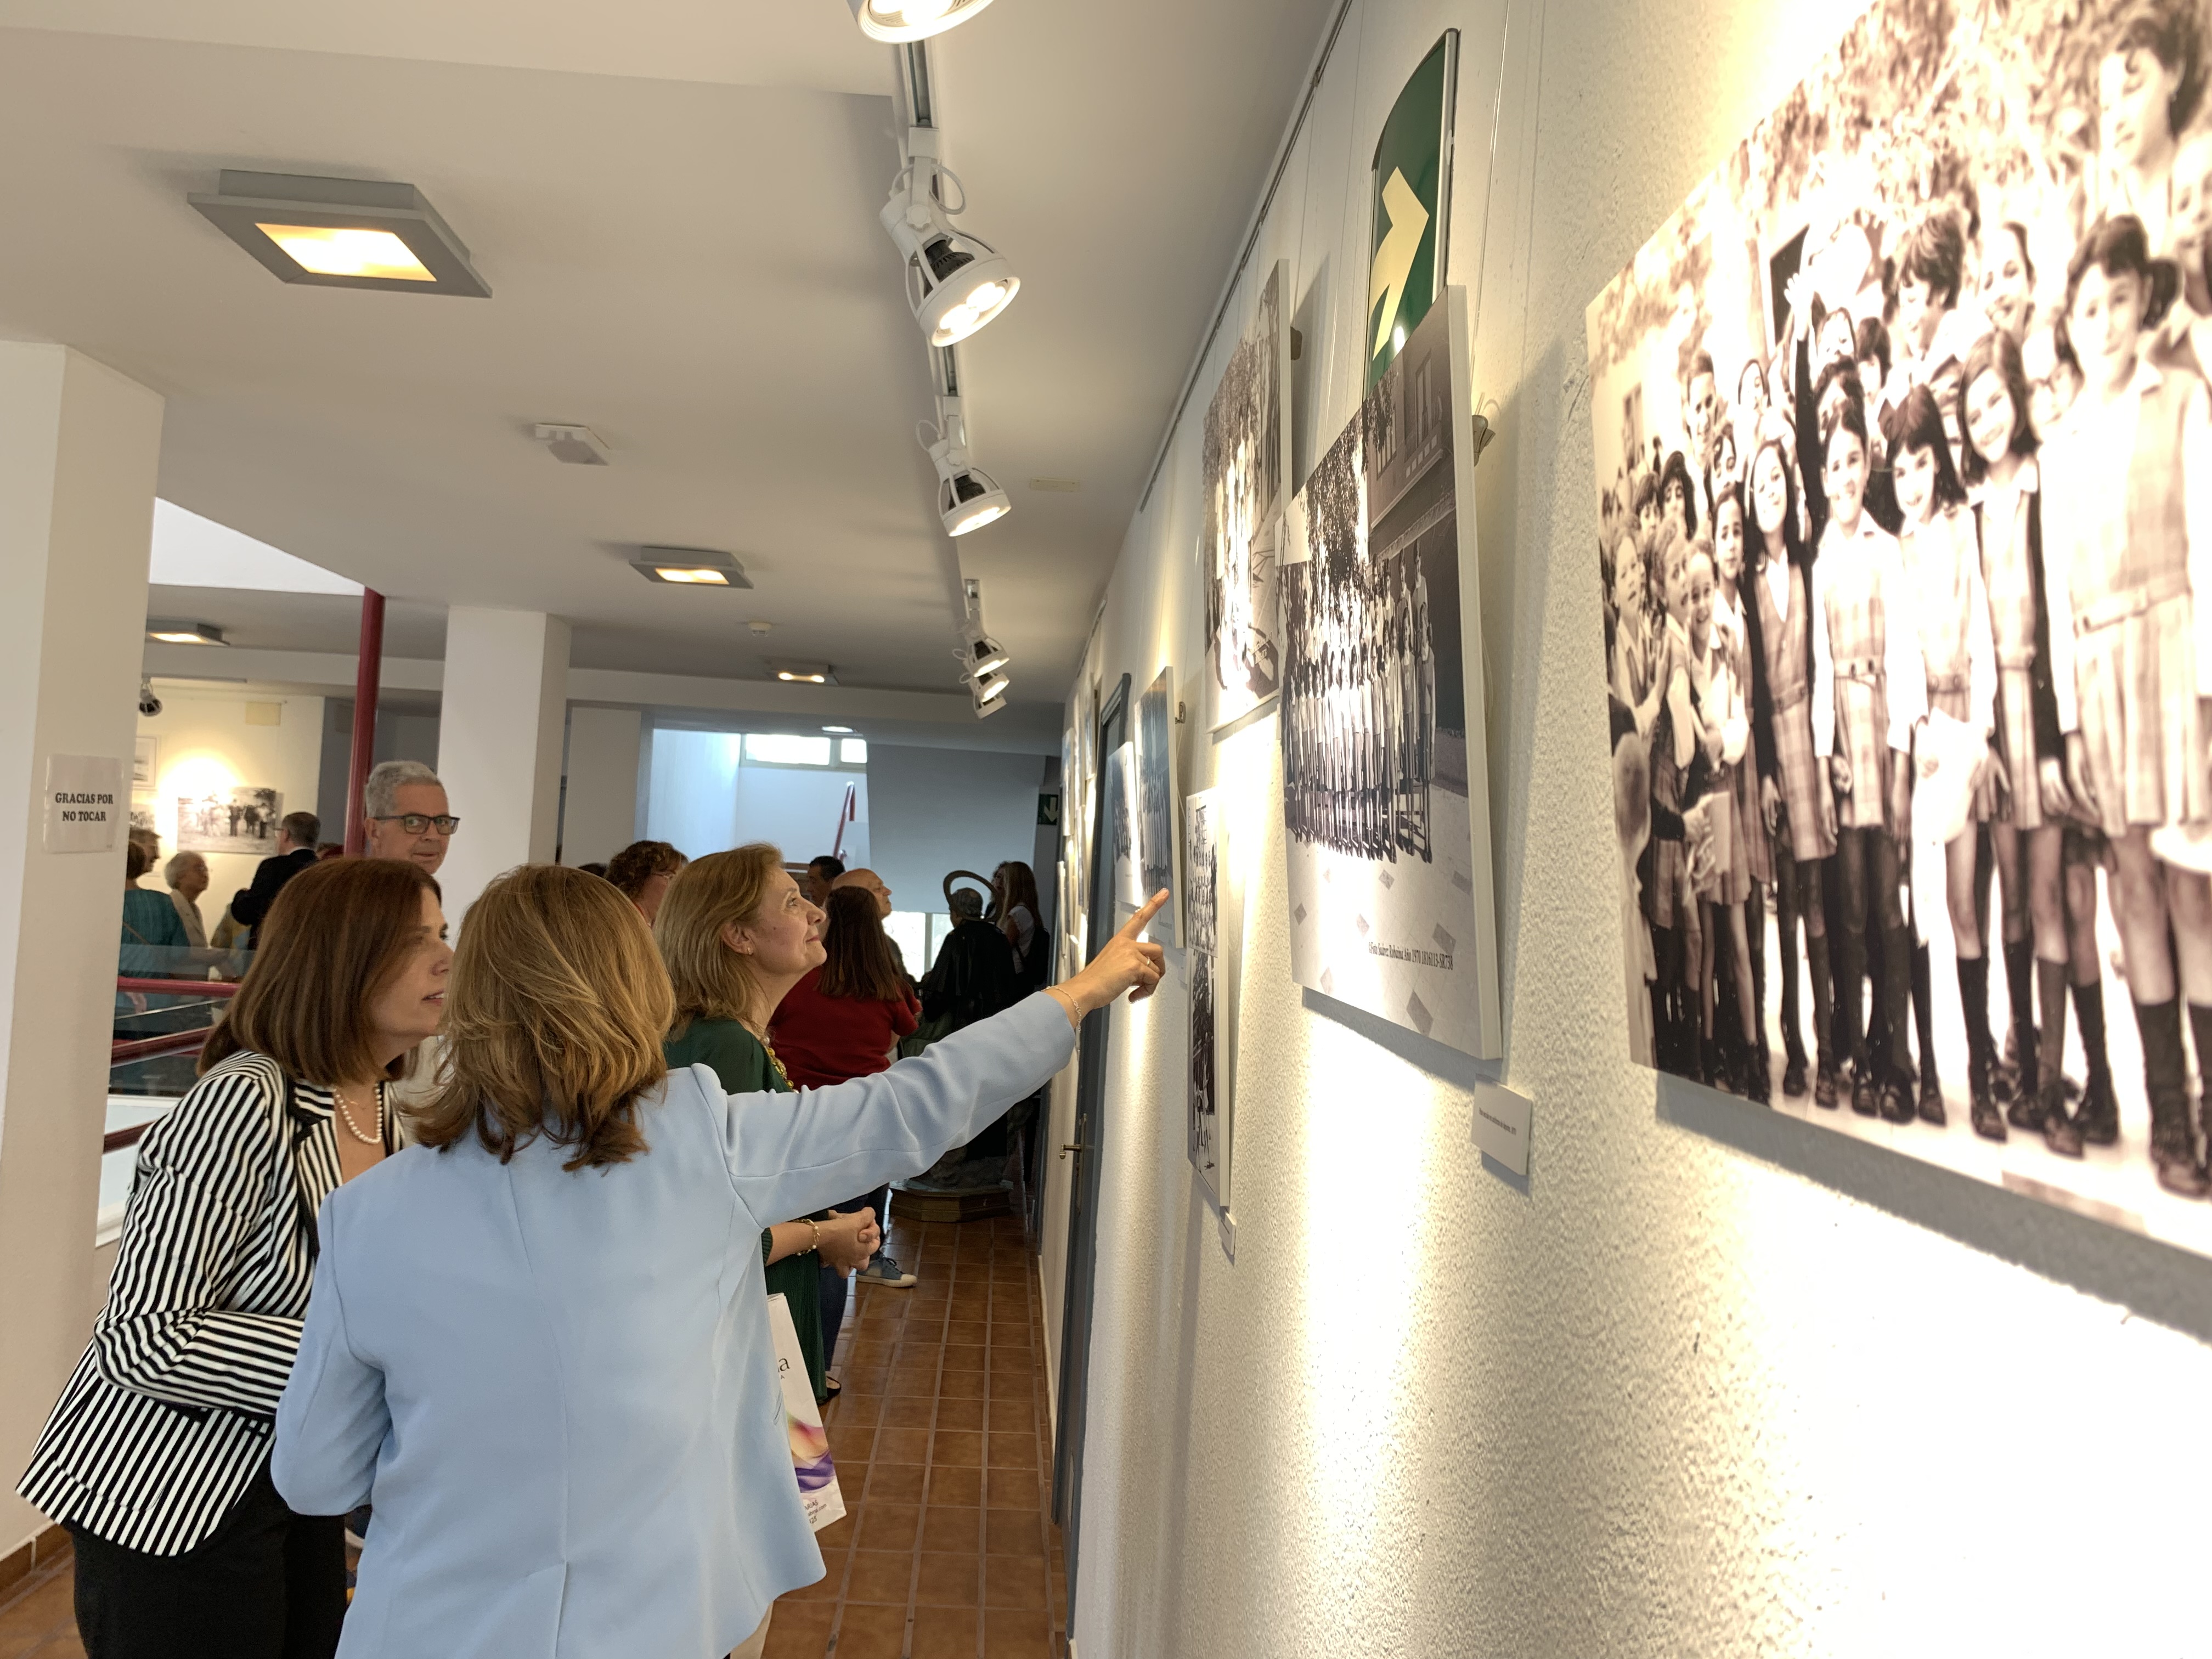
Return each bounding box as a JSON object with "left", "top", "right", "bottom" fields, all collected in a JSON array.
[{"left": 1118, "top": 890, "right": 1169, "bottom": 940}]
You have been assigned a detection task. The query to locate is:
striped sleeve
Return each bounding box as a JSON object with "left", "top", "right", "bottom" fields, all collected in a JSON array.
[{"left": 92, "top": 1065, "right": 306, "bottom": 1418}]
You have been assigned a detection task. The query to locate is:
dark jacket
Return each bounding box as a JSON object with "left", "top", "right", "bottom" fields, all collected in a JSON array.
[
  {"left": 230, "top": 846, "right": 317, "bottom": 946},
  {"left": 921, "top": 920, "right": 1020, "bottom": 1034}
]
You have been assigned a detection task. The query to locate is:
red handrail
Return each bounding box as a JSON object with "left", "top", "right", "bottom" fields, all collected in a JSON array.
[
  {"left": 103, "top": 1121, "right": 151, "bottom": 1154},
  {"left": 116, "top": 978, "right": 238, "bottom": 997},
  {"left": 112, "top": 1030, "right": 212, "bottom": 1064}
]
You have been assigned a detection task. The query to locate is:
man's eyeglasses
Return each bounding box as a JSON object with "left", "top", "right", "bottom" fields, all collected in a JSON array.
[{"left": 371, "top": 814, "right": 460, "bottom": 836}]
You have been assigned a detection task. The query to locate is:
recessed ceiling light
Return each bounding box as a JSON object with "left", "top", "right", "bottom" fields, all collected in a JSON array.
[
  {"left": 849, "top": 0, "right": 1000, "bottom": 43},
  {"left": 189, "top": 171, "right": 489, "bottom": 297},
  {"left": 146, "top": 620, "right": 227, "bottom": 646},
  {"left": 629, "top": 546, "right": 751, "bottom": 588},
  {"left": 823, "top": 725, "right": 855, "bottom": 734},
  {"left": 771, "top": 661, "right": 837, "bottom": 685}
]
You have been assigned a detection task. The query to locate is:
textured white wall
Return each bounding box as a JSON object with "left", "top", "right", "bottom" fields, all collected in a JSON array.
[{"left": 1049, "top": 0, "right": 2212, "bottom": 1654}]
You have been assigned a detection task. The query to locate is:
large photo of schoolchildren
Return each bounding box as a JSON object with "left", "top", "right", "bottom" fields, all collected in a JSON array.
[
  {"left": 1283, "top": 297, "right": 1492, "bottom": 1059},
  {"left": 1585, "top": 0, "right": 2212, "bottom": 1254}
]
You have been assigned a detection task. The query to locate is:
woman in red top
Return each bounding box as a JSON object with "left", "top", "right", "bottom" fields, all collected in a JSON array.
[{"left": 772, "top": 887, "right": 924, "bottom": 1366}]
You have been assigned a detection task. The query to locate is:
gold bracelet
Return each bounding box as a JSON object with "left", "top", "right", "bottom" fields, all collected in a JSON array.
[
  {"left": 1047, "top": 985, "right": 1080, "bottom": 1027},
  {"left": 806, "top": 1218, "right": 821, "bottom": 1254}
]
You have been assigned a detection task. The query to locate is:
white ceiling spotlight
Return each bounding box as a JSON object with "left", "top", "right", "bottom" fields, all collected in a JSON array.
[
  {"left": 958, "top": 577, "right": 1009, "bottom": 719},
  {"left": 880, "top": 127, "right": 1019, "bottom": 348},
  {"left": 849, "top": 0, "right": 1000, "bottom": 42},
  {"left": 922, "top": 391, "right": 1011, "bottom": 537}
]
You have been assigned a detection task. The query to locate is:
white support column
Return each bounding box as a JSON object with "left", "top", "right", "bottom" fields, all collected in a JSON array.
[
  {"left": 0, "top": 345, "right": 162, "bottom": 1556},
  {"left": 436, "top": 608, "right": 569, "bottom": 923},
  {"left": 558, "top": 706, "right": 644, "bottom": 867}
]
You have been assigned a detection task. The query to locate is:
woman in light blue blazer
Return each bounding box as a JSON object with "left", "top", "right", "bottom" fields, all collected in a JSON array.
[{"left": 270, "top": 861, "right": 1164, "bottom": 1659}]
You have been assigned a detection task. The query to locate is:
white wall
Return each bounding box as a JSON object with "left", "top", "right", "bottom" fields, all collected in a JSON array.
[
  {"left": 138, "top": 687, "right": 325, "bottom": 921},
  {"left": 560, "top": 706, "right": 643, "bottom": 866},
  {"left": 867, "top": 742, "right": 1048, "bottom": 917},
  {"left": 645, "top": 727, "right": 870, "bottom": 867},
  {"left": 0, "top": 346, "right": 162, "bottom": 1559},
  {"left": 1049, "top": 1, "right": 2212, "bottom": 1655}
]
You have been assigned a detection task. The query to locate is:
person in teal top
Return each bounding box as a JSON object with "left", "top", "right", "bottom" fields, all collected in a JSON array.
[
  {"left": 120, "top": 837, "right": 190, "bottom": 977},
  {"left": 658, "top": 847, "right": 881, "bottom": 1404}
]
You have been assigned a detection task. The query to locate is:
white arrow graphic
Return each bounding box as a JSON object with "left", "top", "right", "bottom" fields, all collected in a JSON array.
[{"left": 1368, "top": 166, "right": 1429, "bottom": 360}]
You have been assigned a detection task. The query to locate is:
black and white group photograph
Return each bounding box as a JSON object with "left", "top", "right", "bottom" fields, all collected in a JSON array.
[
  {"left": 1203, "top": 259, "right": 1293, "bottom": 732},
  {"left": 1185, "top": 788, "right": 1231, "bottom": 1209},
  {"left": 174, "top": 785, "right": 280, "bottom": 855},
  {"left": 1136, "top": 668, "right": 1181, "bottom": 944},
  {"left": 1282, "top": 297, "right": 1492, "bottom": 1059},
  {"left": 1585, "top": 0, "right": 2212, "bottom": 1254}
]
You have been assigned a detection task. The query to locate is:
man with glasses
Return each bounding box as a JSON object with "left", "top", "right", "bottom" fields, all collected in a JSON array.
[{"left": 363, "top": 761, "right": 459, "bottom": 875}]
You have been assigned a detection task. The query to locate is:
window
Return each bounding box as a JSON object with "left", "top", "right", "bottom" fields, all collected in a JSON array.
[
  {"left": 744, "top": 733, "right": 832, "bottom": 767},
  {"left": 839, "top": 737, "right": 868, "bottom": 765}
]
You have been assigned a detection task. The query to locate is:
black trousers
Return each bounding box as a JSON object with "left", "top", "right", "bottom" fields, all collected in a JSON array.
[{"left": 71, "top": 1465, "right": 347, "bottom": 1659}]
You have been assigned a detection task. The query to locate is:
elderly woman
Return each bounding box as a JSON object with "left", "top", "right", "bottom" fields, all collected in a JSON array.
[{"left": 270, "top": 862, "right": 1164, "bottom": 1659}]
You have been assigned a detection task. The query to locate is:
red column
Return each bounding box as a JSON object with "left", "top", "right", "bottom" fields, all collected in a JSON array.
[{"left": 341, "top": 589, "right": 386, "bottom": 855}]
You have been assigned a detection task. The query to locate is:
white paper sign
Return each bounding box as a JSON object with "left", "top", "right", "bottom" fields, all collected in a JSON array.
[{"left": 44, "top": 755, "right": 126, "bottom": 853}]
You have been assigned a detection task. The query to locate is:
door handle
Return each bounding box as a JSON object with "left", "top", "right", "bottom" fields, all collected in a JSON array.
[{"left": 1059, "top": 1142, "right": 1093, "bottom": 1158}]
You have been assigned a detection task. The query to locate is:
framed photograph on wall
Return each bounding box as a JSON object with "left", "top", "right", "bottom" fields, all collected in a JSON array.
[
  {"left": 1135, "top": 668, "right": 1182, "bottom": 945},
  {"left": 1186, "top": 787, "right": 1241, "bottom": 1210},
  {"left": 1582, "top": 0, "right": 2212, "bottom": 1257},
  {"left": 1280, "top": 286, "right": 1501, "bottom": 1060},
  {"left": 132, "top": 735, "right": 157, "bottom": 791},
  {"left": 1107, "top": 742, "right": 1142, "bottom": 916},
  {"left": 1203, "top": 259, "right": 1294, "bottom": 732},
  {"left": 176, "top": 786, "right": 281, "bottom": 855}
]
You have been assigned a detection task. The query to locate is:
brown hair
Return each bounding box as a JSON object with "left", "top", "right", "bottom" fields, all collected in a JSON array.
[
  {"left": 605, "top": 839, "right": 686, "bottom": 900},
  {"left": 125, "top": 839, "right": 152, "bottom": 882},
  {"left": 412, "top": 864, "right": 672, "bottom": 1171},
  {"left": 817, "top": 887, "right": 907, "bottom": 1002},
  {"left": 654, "top": 843, "right": 783, "bottom": 1034},
  {"left": 989, "top": 860, "right": 1040, "bottom": 926},
  {"left": 199, "top": 857, "right": 440, "bottom": 1084}
]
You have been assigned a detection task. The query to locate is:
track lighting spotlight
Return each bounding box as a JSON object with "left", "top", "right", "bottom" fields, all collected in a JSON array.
[
  {"left": 966, "top": 633, "right": 1010, "bottom": 678},
  {"left": 881, "top": 128, "right": 1019, "bottom": 347},
  {"left": 849, "top": 0, "right": 1000, "bottom": 41},
  {"left": 922, "top": 394, "right": 1011, "bottom": 537}
]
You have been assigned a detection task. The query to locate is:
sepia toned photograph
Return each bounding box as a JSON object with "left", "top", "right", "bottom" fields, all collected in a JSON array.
[
  {"left": 1282, "top": 295, "right": 1496, "bottom": 1059},
  {"left": 175, "top": 785, "right": 281, "bottom": 855},
  {"left": 1186, "top": 788, "right": 1233, "bottom": 1209},
  {"left": 1203, "top": 259, "right": 1293, "bottom": 731},
  {"left": 1585, "top": 0, "right": 2212, "bottom": 1254}
]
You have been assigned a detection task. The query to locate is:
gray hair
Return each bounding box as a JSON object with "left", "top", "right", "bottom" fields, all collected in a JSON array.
[
  {"left": 163, "top": 851, "right": 205, "bottom": 884},
  {"left": 365, "top": 759, "right": 442, "bottom": 820},
  {"left": 948, "top": 888, "right": 984, "bottom": 921}
]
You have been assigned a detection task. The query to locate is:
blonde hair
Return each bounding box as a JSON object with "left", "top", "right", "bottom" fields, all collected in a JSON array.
[
  {"left": 654, "top": 843, "right": 784, "bottom": 1035},
  {"left": 411, "top": 864, "right": 673, "bottom": 1171}
]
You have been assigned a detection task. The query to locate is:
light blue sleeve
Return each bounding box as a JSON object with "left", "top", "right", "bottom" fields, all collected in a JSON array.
[
  {"left": 709, "top": 992, "right": 1076, "bottom": 1222},
  {"left": 272, "top": 1187, "right": 389, "bottom": 1517}
]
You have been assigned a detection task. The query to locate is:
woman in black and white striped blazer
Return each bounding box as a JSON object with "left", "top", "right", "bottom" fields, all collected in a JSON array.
[{"left": 20, "top": 856, "right": 449, "bottom": 1659}]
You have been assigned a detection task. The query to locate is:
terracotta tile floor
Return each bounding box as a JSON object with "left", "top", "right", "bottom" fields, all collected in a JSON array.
[
  {"left": 0, "top": 1561, "right": 82, "bottom": 1659},
  {"left": 0, "top": 1215, "right": 1065, "bottom": 1659},
  {"left": 769, "top": 1214, "right": 1068, "bottom": 1659}
]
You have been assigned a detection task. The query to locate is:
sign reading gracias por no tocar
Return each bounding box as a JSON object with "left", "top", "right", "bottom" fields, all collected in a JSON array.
[{"left": 44, "top": 755, "right": 126, "bottom": 853}]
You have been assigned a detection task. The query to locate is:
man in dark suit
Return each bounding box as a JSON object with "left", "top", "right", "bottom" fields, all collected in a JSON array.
[{"left": 229, "top": 810, "right": 320, "bottom": 949}]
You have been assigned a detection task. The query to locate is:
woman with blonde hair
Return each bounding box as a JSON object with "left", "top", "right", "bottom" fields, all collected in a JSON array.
[
  {"left": 270, "top": 860, "right": 1164, "bottom": 1659},
  {"left": 662, "top": 848, "right": 885, "bottom": 1402}
]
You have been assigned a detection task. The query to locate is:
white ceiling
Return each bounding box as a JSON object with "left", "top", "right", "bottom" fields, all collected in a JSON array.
[{"left": 0, "top": 0, "right": 1334, "bottom": 716}]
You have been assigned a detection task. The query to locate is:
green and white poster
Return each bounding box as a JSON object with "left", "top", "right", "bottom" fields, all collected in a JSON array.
[{"left": 1365, "top": 31, "right": 1458, "bottom": 390}]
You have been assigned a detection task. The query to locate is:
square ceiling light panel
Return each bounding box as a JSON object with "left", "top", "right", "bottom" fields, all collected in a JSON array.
[
  {"left": 188, "top": 172, "right": 490, "bottom": 297},
  {"left": 631, "top": 548, "right": 753, "bottom": 588},
  {"left": 771, "top": 661, "right": 838, "bottom": 685}
]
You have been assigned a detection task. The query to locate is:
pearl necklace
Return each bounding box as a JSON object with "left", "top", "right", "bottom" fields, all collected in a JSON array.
[{"left": 334, "top": 1082, "right": 384, "bottom": 1147}]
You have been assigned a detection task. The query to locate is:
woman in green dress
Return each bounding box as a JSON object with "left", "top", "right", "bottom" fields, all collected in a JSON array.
[{"left": 657, "top": 844, "right": 882, "bottom": 1403}]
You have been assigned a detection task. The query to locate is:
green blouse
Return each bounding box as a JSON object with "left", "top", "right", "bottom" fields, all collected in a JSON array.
[{"left": 664, "top": 1017, "right": 829, "bottom": 1403}]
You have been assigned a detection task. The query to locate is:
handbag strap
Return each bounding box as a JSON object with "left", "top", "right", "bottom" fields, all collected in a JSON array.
[{"left": 281, "top": 1076, "right": 321, "bottom": 1266}]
